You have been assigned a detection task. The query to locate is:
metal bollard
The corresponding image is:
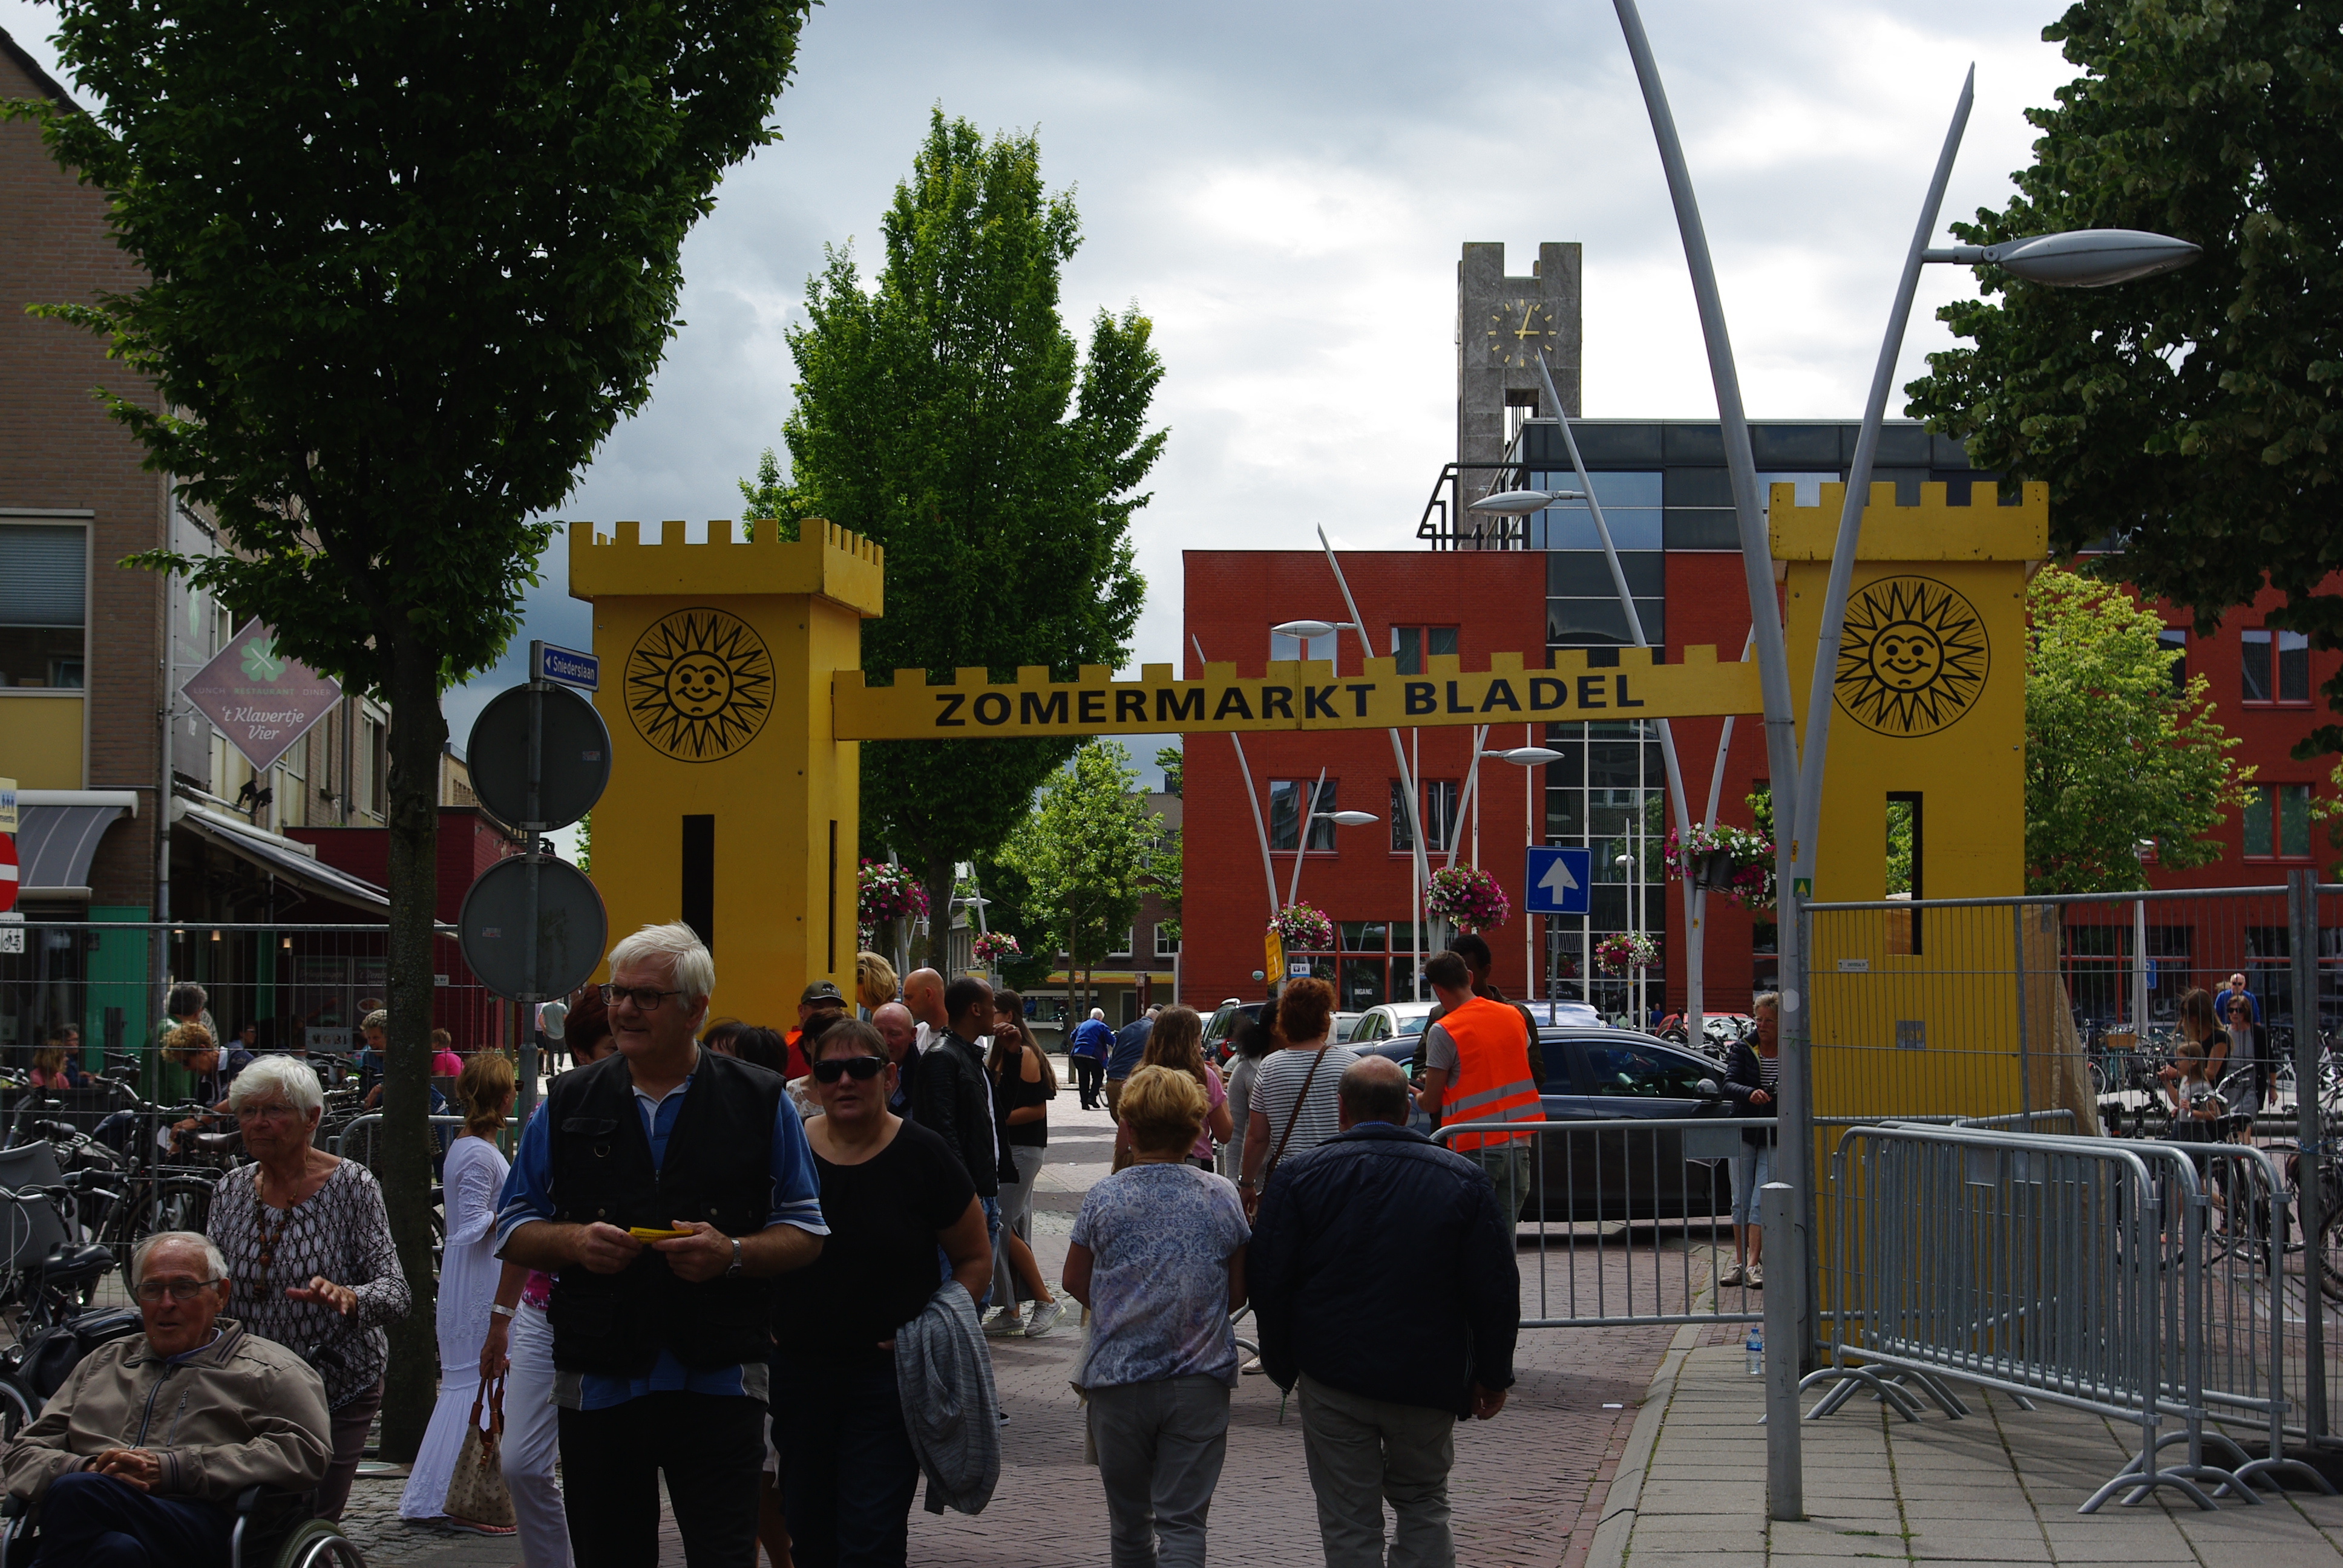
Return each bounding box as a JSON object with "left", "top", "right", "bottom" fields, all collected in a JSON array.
[{"left": 1761, "top": 1180, "right": 1803, "bottom": 1521}]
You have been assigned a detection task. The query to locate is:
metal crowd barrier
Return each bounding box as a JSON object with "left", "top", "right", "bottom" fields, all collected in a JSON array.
[
  {"left": 1809, "top": 1121, "right": 2334, "bottom": 1513},
  {"left": 1432, "top": 1116, "right": 1772, "bottom": 1330}
]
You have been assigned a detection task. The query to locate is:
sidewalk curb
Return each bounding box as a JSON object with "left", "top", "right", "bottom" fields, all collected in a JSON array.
[{"left": 1585, "top": 1321, "right": 1700, "bottom": 1568}]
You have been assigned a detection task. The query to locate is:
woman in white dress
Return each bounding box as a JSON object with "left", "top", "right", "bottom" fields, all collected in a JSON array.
[{"left": 399, "top": 1050, "right": 516, "bottom": 1531}]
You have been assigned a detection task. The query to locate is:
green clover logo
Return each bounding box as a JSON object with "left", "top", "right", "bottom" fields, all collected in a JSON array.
[{"left": 240, "top": 639, "right": 285, "bottom": 682}]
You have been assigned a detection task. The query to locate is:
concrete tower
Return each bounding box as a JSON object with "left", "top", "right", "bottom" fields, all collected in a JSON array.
[{"left": 1457, "top": 241, "right": 1583, "bottom": 472}]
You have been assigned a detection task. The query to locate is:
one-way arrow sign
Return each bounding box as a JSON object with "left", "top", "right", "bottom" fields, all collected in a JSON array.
[{"left": 1524, "top": 845, "right": 1591, "bottom": 916}]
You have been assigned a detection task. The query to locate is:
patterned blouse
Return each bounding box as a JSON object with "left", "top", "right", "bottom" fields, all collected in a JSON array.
[{"left": 208, "top": 1159, "right": 411, "bottom": 1409}]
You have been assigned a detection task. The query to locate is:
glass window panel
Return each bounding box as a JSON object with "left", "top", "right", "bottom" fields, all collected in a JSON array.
[
  {"left": 2244, "top": 786, "right": 2272, "bottom": 857},
  {"left": 2282, "top": 783, "right": 2312, "bottom": 857},
  {"left": 1428, "top": 627, "right": 1458, "bottom": 658},
  {"left": 1548, "top": 598, "right": 1668, "bottom": 645},
  {"left": 1423, "top": 779, "right": 1461, "bottom": 855},
  {"left": 0, "top": 524, "right": 87, "bottom": 627},
  {"left": 1662, "top": 510, "right": 1740, "bottom": 550},
  {"left": 2279, "top": 631, "right": 2310, "bottom": 702},
  {"left": 1268, "top": 779, "right": 1301, "bottom": 851},
  {"left": 1307, "top": 780, "right": 1337, "bottom": 850},
  {"left": 1393, "top": 626, "right": 1422, "bottom": 675},
  {"left": 1544, "top": 783, "right": 1585, "bottom": 841},
  {"left": 1547, "top": 552, "right": 1665, "bottom": 598},
  {"left": 1340, "top": 920, "right": 1389, "bottom": 952},
  {"left": 1156, "top": 926, "right": 1180, "bottom": 956},
  {"left": 1534, "top": 471, "right": 1663, "bottom": 509},
  {"left": 2158, "top": 628, "right": 2187, "bottom": 696},
  {"left": 1536, "top": 503, "right": 1662, "bottom": 552},
  {"left": 2243, "top": 630, "right": 2272, "bottom": 702},
  {"left": 1587, "top": 742, "right": 1643, "bottom": 791},
  {"left": 1340, "top": 959, "right": 1387, "bottom": 1011},
  {"left": 1582, "top": 1039, "right": 1710, "bottom": 1098},
  {"left": 1590, "top": 884, "right": 1630, "bottom": 930},
  {"left": 1389, "top": 779, "right": 1416, "bottom": 853},
  {"left": 1270, "top": 629, "right": 1337, "bottom": 666},
  {"left": 1755, "top": 471, "right": 1839, "bottom": 509}
]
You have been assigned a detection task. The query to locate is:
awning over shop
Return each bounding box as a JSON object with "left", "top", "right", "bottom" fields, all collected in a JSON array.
[
  {"left": 170, "top": 797, "right": 390, "bottom": 910},
  {"left": 15, "top": 791, "right": 139, "bottom": 901}
]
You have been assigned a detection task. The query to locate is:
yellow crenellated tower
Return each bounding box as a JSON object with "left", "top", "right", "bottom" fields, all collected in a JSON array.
[
  {"left": 1774, "top": 480, "right": 2057, "bottom": 1123},
  {"left": 569, "top": 518, "right": 882, "bottom": 1030}
]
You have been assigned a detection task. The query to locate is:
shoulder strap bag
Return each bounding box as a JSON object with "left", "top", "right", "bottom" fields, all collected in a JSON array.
[{"left": 1263, "top": 1046, "right": 1332, "bottom": 1186}]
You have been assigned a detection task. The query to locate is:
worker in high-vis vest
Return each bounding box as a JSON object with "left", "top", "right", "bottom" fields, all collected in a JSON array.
[{"left": 1414, "top": 949, "right": 1544, "bottom": 1221}]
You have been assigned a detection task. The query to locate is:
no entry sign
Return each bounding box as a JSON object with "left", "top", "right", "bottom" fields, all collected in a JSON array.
[{"left": 0, "top": 834, "right": 17, "bottom": 915}]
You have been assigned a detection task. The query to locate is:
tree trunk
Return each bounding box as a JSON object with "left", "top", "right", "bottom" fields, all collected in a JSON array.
[
  {"left": 375, "top": 641, "right": 447, "bottom": 1460},
  {"left": 922, "top": 851, "right": 955, "bottom": 973}
]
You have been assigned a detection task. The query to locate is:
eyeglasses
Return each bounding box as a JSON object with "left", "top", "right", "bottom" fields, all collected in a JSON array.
[
  {"left": 600, "top": 984, "right": 684, "bottom": 1011},
  {"left": 136, "top": 1278, "right": 222, "bottom": 1303},
  {"left": 810, "top": 1056, "right": 887, "bottom": 1085}
]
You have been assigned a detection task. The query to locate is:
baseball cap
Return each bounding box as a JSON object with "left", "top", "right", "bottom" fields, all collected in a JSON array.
[{"left": 801, "top": 980, "right": 846, "bottom": 1007}]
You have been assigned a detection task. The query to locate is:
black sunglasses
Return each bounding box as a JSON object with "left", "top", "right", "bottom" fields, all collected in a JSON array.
[{"left": 811, "top": 1055, "right": 887, "bottom": 1085}]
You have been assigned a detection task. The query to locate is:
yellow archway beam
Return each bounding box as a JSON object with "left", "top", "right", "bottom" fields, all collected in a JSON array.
[{"left": 832, "top": 645, "right": 1761, "bottom": 741}]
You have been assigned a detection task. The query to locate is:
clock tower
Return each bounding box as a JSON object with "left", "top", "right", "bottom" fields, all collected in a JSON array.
[{"left": 1457, "top": 241, "right": 1582, "bottom": 474}]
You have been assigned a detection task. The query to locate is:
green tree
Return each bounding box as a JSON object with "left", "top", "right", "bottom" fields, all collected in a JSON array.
[
  {"left": 968, "top": 848, "right": 1058, "bottom": 995},
  {"left": 2025, "top": 567, "right": 2253, "bottom": 890},
  {"left": 6, "top": 0, "right": 814, "bottom": 1454},
  {"left": 1155, "top": 743, "right": 1184, "bottom": 797},
  {"left": 1905, "top": 0, "right": 2343, "bottom": 753},
  {"left": 1001, "top": 742, "right": 1154, "bottom": 1018},
  {"left": 768, "top": 111, "right": 1163, "bottom": 947}
]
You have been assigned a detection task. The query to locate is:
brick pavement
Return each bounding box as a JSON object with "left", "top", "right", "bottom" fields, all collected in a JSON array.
[{"left": 1598, "top": 1327, "right": 2343, "bottom": 1568}]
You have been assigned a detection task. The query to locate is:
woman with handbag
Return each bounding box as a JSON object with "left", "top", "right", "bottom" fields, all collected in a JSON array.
[
  {"left": 1237, "top": 978, "right": 1357, "bottom": 1220},
  {"left": 399, "top": 1050, "right": 518, "bottom": 1534}
]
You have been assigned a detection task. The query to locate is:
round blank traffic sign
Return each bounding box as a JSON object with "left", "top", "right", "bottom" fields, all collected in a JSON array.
[
  {"left": 459, "top": 857, "right": 607, "bottom": 1001},
  {"left": 467, "top": 684, "right": 611, "bottom": 831}
]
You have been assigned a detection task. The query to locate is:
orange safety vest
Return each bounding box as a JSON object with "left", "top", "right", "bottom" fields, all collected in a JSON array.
[{"left": 1438, "top": 995, "right": 1546, "bottom": 1152}]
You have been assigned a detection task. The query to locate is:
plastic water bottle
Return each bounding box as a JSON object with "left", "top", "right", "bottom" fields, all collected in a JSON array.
[{"left": 1746, "top": 1328, "right": 1763, "bottom": 1377}]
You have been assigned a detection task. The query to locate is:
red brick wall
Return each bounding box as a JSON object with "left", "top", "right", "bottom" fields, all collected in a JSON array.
[
  {"left": 1181, "top": 549, "right": 1548, "bottom": 1008},
  {"left": 1, "top": 47, "right": 168, "bottom": 910}
]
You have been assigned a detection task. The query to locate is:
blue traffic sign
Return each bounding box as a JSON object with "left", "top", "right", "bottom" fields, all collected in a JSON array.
[
  {"left": 538, "top": 642, "right": 599, "bottom": 691},
  {"left": 1523, "top": 846, "right": 1591, "bottom": 916}
]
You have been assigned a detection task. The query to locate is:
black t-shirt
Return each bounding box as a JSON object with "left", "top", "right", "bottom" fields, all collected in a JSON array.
[
  {"left": 995, "top": 1049, "right": 1057, "bottom": 1149},
  {"left": 775, "top": 1118, "right": 975, "bottom": 1367}
]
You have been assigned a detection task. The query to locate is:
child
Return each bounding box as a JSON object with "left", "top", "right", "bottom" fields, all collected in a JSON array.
[{"left": 2168, "top": 1039, "right": 2225, "bottom": 1144}]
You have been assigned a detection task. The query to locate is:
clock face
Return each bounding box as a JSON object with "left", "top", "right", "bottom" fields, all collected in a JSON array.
[{"left": 1485, "top": 296, "right": 1558, "bottom": 367}]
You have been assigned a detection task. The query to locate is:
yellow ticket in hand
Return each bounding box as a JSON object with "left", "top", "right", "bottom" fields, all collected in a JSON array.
[{"left": 628, "top": 1226, "right": 691, "bottom": 1241}]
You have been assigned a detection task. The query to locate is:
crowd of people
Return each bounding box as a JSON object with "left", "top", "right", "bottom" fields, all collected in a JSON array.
[{"left": 0, "top": 920, "right": 1550, "bottom": 1568}]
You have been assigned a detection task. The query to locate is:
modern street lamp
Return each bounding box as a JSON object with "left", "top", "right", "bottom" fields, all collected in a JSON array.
[
  {"left": 1269, "top": 618, "right": 1358, "bottom": 643},
  {"left": 1922, "top": 229, "right": 2202, "bottom": 287}
]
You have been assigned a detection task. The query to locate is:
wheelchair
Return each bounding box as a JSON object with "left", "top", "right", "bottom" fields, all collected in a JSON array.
[{"left": 0, "top": 1483, "right": 363, "bottom": 1567}]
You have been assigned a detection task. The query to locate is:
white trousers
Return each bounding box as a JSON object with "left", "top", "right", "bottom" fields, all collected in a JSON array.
[{"left": 503, "top": 1302, "right": 575, "bottom": 1568}]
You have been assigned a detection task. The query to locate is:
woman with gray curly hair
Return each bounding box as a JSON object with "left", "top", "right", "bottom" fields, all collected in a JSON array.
[{"left": 207, "top": 1054, "right": 410, "bottom": 1520}]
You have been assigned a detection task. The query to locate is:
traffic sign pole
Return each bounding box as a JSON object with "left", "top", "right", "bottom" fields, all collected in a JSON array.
[{"left": 519, "top": 641, "right": 546, "bottom": 1126}]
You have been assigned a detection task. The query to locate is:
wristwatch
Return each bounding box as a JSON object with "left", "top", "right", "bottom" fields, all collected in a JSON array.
[{"left": 726, "top": 1236, "right": 744, "bottom": 1278}]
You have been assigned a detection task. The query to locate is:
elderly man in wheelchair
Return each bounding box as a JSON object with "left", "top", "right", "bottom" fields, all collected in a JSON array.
[{"left": 0, "top": 1230, "right": 349, "bottom": 1567}]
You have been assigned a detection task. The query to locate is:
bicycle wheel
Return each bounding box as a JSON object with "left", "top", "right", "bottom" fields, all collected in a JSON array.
[
  {"left": 0, "top": 1376, "right": 34, "bottom": 1443},
  {"left": 2322, "top": 1198, "right": 2343, "bottom": 1302}
]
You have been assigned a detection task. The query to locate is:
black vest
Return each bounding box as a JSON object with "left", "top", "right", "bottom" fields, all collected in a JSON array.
[{"left": 543, "top": 1050, "right": 785, "bottom": 1376}]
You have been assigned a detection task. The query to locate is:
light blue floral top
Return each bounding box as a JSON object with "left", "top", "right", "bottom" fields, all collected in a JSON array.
[{"left": 1072, "top": 1163, "right": 1250, "bottom": 1390}]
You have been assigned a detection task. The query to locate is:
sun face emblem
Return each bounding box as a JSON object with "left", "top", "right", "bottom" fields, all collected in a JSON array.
[
  {"left": 624, "top": 608, "right": 773, "bottom": 762},
  {"left": 1834, "top": 577, "right": 1988, "bottom": 738}
]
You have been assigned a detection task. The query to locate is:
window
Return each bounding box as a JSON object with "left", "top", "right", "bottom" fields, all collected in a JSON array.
[
  {"left": 1532, "top": 471, "right": 1661, "bottom": 551},
  {"left": 1268, "top": 779, "right": 1338, "bottom": 852},
  {"left": 1422, "top": 779, "right": 1461, "bottom": 856},
  {"left": 1390, "top": 779, "right": 1415, "bottom": 853},
  {"left": 0, "top": 524, "right": 87, "bottom": 690},
  {"left": 2243, "top": 630, "right": 2272, "bottom": 703},
  {"left": 1155, "top": 924, "right": 1180, "bottom": 957},
  {"left": 1109, "top": 927, "right": 1134, "bottom": 959},
  {"left": 365, "top": 715, "right": 388, "bottom": 817},
  {"left": 1391, "top": 626, "right": 1458, "bottom": 676},
  {"left": 1270, "top": 627, "right": 1338, "bottom": 667},
  {"left": 2244, "top": 784, "right": 2312, "bottom": 859},
  {"left": 1580, "top": 1039, "right": 1707, "bottom": 1099},
  {"left": 2158, "top": 628, "right": 2187, "bottom": 696},
  {"left": 2281, "top": 630, "right": 2310, "bottom": 703}
]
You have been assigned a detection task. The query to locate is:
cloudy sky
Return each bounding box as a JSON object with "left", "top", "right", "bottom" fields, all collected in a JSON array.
[{"left": 2, "top": 0, "right": 2080, "bottom": 787}]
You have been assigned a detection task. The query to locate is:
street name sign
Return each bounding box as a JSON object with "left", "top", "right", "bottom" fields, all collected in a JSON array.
[{"left": 538, "top": 642, "right": 600, "bottom": 691}]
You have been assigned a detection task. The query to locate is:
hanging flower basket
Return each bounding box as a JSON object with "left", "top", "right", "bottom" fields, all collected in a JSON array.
[
  {"left": 1660, "top": 823, "right": 1775, "bottom": 910},
  {"left": 972, "top": 930, "right": 1021, "bottom": 964},
  {"left": 858, "top": 860, "right": 929, "bottom": 927},
  {"left": 1270, "top": 902, "right": 1335, "bottom": 952},
  {"left": 1426, "top": 864, "right": 1510, "bottom": 933},
  {"left": 1593, "top": 931, "right": 1659, "bottom": 974}
]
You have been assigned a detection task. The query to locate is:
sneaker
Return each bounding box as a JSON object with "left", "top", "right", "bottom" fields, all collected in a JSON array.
[
  {"left": 984, "top": 1307, "right": 1024, "bottom": 1336},
  {"left": 1240, "top": 1355, "right": 1267, "bottom": 1376},
  {"left": 1746, "top": 1264, "right": 1765, "bottom": 1288},
  {"left": 1024, "top": 1299, "right": 1065, "bottom": 1338},
  {"left": 1717, "top": 1261, "right": 1746, "bottom": 1287}
]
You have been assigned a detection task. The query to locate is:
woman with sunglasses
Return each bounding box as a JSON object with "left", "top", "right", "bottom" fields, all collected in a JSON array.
[
  {"left": 776, "top": 1019, "right": 992, "bottom": 1566},
  {"left": 986, "top": 993, "right": 1066, "bottom": 1338},
  {"left": 2226, "top": 993, "right": 2275, "bottom": 1111}
]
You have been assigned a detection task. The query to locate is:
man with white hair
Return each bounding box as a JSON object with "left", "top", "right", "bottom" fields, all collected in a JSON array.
[
  {"left": 2, "top": 1231, "right": 331, "bottom": 1566},
  {"left": 496, "top": 921, "right": 828, "bottom": 1566}
]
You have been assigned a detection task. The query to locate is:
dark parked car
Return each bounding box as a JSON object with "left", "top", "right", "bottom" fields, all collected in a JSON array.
[{"left": 1351, "top": 1026, "right": 1735, "bottom": 1222}]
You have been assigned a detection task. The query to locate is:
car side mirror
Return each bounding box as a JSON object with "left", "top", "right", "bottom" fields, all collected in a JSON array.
[{"left": 1696, "top": 1079, "right": 1723, "bottom": 1099}]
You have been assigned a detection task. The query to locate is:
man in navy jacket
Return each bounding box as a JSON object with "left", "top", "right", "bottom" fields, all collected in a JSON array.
[{"left": 1250, "top": 1055, "right": 1519, "bottom": 1568}]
